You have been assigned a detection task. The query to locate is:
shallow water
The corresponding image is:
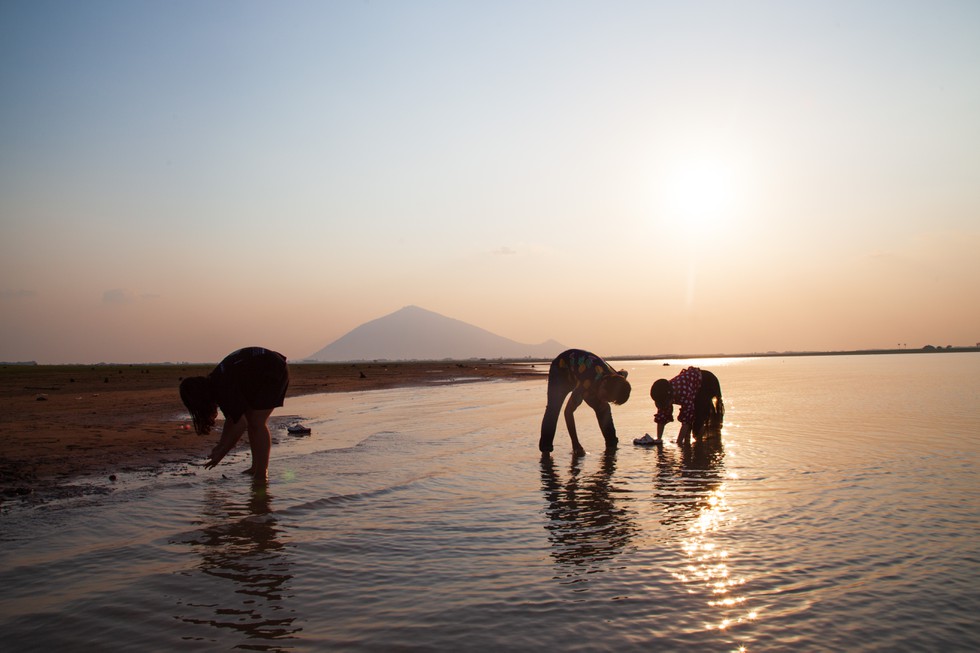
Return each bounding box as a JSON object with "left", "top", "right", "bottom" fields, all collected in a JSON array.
[{"left": 2, "top": 354, "right": 978, "bottom": 651}]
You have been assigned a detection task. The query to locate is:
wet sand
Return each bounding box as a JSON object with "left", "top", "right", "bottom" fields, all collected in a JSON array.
[{"left": 0, "top": 361, "right": 543, "bottom": 499}]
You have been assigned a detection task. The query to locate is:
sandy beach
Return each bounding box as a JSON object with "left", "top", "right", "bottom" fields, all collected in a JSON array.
[{"left": 0, "top": 360, "right": 542, "bottom": 499}]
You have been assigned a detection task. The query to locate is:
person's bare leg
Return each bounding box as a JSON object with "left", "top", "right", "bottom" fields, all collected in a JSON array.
[
  {"left": 244, "top": 408, "right": 275, "bottom": 479},
  {"left": 677, "top": 422, "right": 693, "bottom": 446}
]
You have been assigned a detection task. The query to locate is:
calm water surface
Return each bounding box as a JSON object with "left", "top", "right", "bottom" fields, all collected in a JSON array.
[{"left": 2, "top": 354, "right": 978, "bottom": 652}]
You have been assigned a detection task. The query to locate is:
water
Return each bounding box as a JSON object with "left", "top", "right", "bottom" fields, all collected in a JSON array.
[{"left": 2, "top": 354, "right": 978, "bottom": 652}]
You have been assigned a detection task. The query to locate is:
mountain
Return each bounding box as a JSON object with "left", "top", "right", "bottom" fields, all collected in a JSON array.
[{"left": 306, "top": 305, "right": 566, "bottom": 362}]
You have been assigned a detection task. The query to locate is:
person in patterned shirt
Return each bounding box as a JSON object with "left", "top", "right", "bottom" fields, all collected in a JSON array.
[
  {"left": 650, "top": 366, "right": 724, "bottom": 445},
  {"left": 539, "top": 349, "right": 632, "bottom": 455}
]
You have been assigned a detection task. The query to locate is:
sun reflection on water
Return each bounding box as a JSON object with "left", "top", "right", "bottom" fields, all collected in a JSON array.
[
  {"left": 658, "top": 436, "right": 759, "bottom": 641},
  {"left": 685, "top": 485, "right": 755, "bottom": 633}
]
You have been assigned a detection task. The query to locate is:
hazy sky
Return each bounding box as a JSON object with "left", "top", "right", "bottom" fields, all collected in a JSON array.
[{"left": 2, "top": 0, "right": 978, "bottom": 363}]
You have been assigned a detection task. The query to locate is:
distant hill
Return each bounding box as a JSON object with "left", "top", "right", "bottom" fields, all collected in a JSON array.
[{"left": 307, "top": 305, "right": 565, "bottom": 362}]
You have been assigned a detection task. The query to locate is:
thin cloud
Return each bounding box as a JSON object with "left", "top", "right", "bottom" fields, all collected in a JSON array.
[
  {"left": 489, "top": 243, "right": 555, "bottom": 258},
  {"left": 0, "top": 289, "right": 38, "bottom": 300},
  {"left": 103, "top": 289, "right": 137, "bottom": 305}
]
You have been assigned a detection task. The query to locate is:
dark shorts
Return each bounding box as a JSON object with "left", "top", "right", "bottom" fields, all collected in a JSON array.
[
  {"left": 240, "top": 352, "right": 289, "bottom": 410},
  {"left": 212, "top": 348, "right": 289, "bottom": 422}
]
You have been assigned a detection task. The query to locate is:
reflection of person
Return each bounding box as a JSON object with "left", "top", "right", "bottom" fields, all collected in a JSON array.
[
  {"left": 651, "top": 367, "right": 723, "bottom": 445},
  {"left": 539, "top": 349, "right": 631, "bottom": 455},
  {"left": 540, "top": 450, "right": 637, "bottom": 568},
  {"left": 179, "top": 347, "right": 289, "bottom": 478},
  {"left": 653, "top": 436, "right": 726, "bottom": 526},
  {"left": 181, "top": 480, "right": 299, "bottom": 644}
]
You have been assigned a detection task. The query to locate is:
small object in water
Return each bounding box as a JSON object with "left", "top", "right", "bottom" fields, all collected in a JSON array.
[
  {"left": 35, "top": 394, "right": 48, "bottom": 401},
  {"left": 287, "top": 423, "right": 312, "bottom": 435},
  {"left": 633, "top": 433, "right": 663, "bottom": 446},
  {"left": 108, "top": 474, "right": 117, "bottom": 482}
]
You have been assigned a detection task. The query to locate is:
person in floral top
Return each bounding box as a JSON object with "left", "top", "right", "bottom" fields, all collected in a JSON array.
[
  {"left": 539, "top": 349, "right": 632, "bottom": 455},
  {"left": 650, "top": 366, "right": 724, "bottom": 445}
]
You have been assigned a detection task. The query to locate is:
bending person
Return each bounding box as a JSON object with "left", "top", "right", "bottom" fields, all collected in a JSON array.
[
  {"left": 650, "top": 367, "right": 723, "bottom": 446},
  {"left": 539, "top": 349, "right": 631, "bottom": 455},
  {"left": 179, "top": 346, "right": 289, "bottom": 479}
]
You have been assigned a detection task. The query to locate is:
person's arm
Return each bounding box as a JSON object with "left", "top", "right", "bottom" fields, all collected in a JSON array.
[
  {"left": 563, "top": 390, "right": 586, "bottom": 456},
  {"left": 204, "top": 415, "right": 247, "bottom": 469},
  {"left": 654, "top": 401, "right": 672, "bottom": 439},
  {"left": 675, "top": 387, "right": 697, "bottom": 445}
]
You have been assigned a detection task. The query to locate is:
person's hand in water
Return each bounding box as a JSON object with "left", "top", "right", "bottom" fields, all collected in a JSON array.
[{"left": 204, "top": 444, "right": 228, "bottom": 469}]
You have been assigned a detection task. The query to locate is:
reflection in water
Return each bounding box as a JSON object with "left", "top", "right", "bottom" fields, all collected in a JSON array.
[
  {"left": 177, "top": 479, "right": 299, "bottom": 650},
  {"left": 654, "top": 436, "right": 727, "bottom": 526},
  {"left": 655, "top": 435, "right": 757, "bottom": 634},
  {"left": 540, "top": 450, "right": 638, "bottom": 583}
]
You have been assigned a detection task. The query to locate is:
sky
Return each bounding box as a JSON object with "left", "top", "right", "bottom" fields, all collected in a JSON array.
[{"left": 2, "top": 0, "right": 979, "bottom": 363}]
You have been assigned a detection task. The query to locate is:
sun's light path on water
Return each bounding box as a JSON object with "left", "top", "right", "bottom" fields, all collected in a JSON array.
[{"left": 667, "top": 456, "right": 759, "bottom": 648}]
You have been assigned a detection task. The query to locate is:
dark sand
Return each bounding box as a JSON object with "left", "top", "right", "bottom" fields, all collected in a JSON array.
[{"left": 0, "top": 361, "right": 543, "bottom": 501}]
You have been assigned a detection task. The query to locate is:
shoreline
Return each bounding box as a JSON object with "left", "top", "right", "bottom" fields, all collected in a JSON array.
[
  {"left": 605, "top": 346, "right": 980, "bottom": 362},
  {"left": 6, "top": 348, "right": 975, "bottom": 504},
  {"left": 0, "top": 361, "right": 544, "bottom": 503}
]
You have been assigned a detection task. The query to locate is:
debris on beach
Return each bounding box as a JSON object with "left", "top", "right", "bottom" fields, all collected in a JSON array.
[
  {"left": 287, "top": 423, "right": 312, "bottom": 436},
  {"left": 633, "top": 433, "right": 662, "bottom": 446}
]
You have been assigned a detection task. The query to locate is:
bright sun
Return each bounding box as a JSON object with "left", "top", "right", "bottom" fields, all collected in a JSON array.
[{"left": 665, "top": 158, "right": 738, "bottom": 229}]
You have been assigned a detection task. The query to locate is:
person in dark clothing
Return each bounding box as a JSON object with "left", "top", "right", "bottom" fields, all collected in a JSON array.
[
  {"left": 179, "top": 347, "right": 289, "bottom": 479},
  {"left": 650, "top": 367, "right": 724, "bottom": 445},
  {"left": 539, "top": 349, "right": 631, "bottom": 455}
]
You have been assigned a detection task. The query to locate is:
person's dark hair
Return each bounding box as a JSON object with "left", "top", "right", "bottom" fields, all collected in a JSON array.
[
  {"left": 650, "top": 378, "right": 672, "bottom": 408},
  {"left": 603, "top": 374, "right": 631, "bottom": 405},
  {"left": 179, "top": 376, "right": 217, "bottom": 435}
]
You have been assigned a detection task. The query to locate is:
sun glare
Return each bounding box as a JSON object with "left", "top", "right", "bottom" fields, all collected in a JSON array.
[{"left": 665, "top": 157, "right": 738, "bottom": 228}]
